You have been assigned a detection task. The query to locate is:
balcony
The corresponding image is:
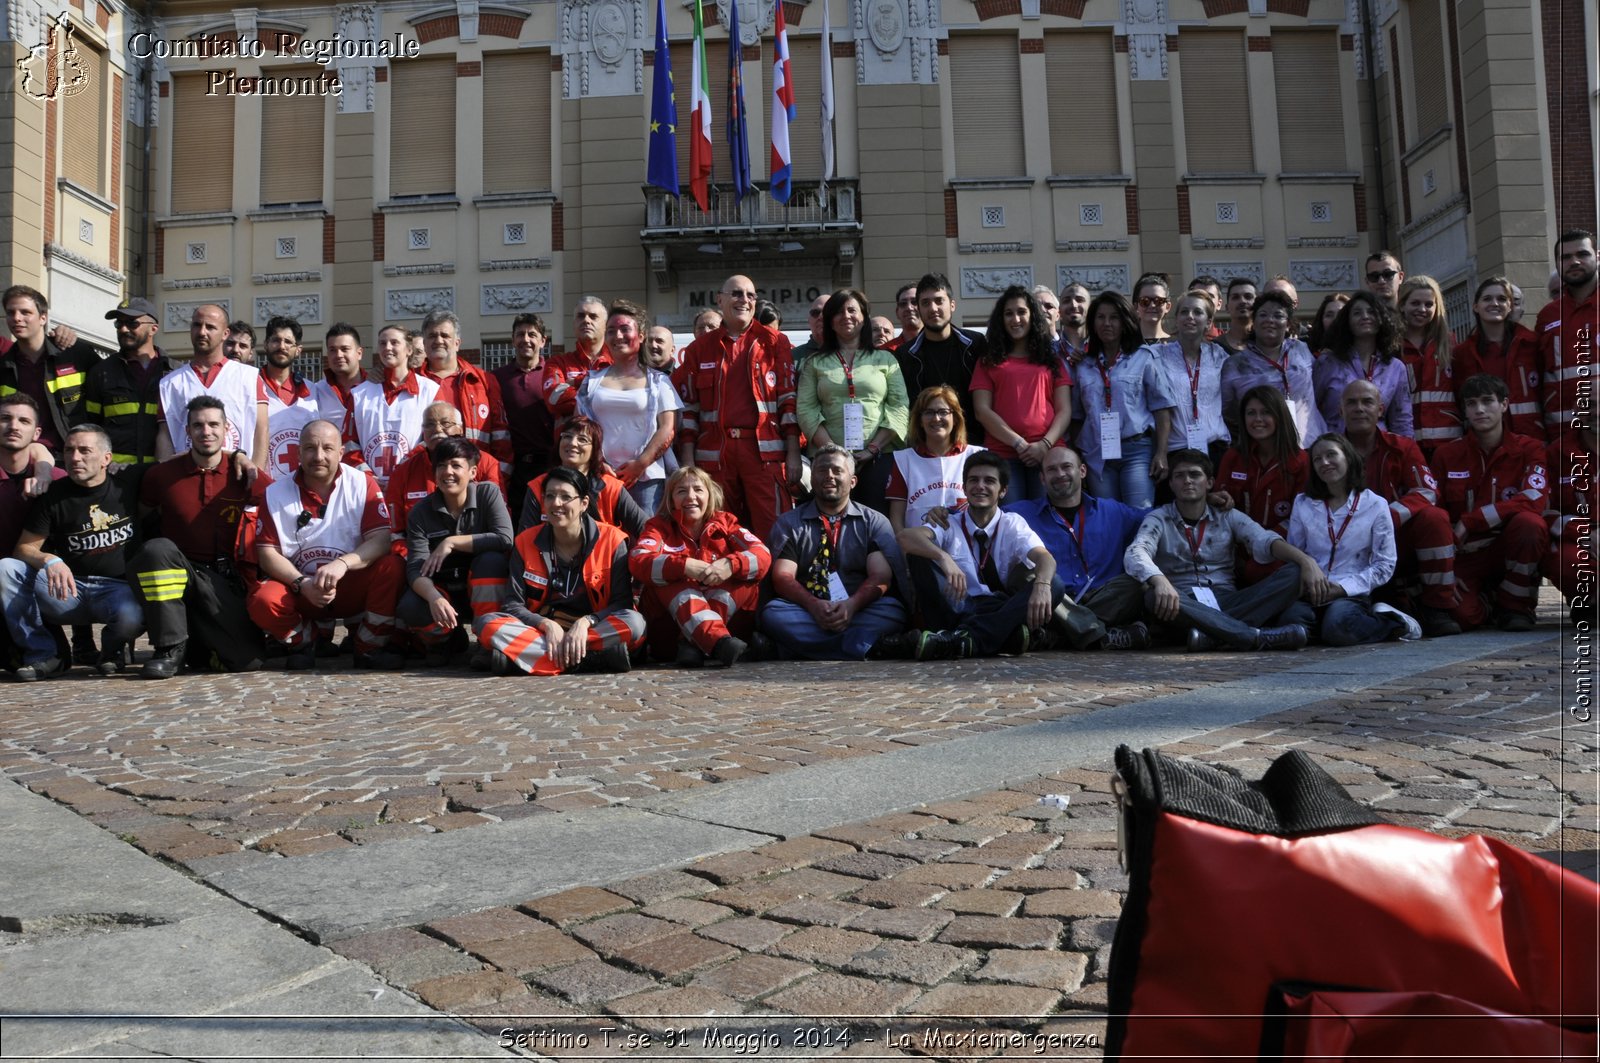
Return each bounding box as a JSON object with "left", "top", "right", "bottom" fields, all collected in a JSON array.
[{"left": 641, "top": 181, "right": 864, "bottom": 291}]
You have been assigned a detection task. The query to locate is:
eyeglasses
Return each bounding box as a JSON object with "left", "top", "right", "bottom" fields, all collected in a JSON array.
[
  {"left": 921, "top": 408, "right": 954, "bottom": 419},
  {"left": 421, "top": 419, "right": 461, "bottom": 430},
  {"left": 808, "top": 308, "right": 824, "bottom": 317},
  {"left": 1366, "top": 268, "right": 1400, "bottom": 283},
  {"left": 1137, "top": 297, "right": 1170, "bottom": 310},
  {"left": 721, "top": 289, "right": 757, "bottom": 302}
]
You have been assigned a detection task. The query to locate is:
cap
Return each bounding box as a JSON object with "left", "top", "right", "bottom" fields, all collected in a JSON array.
[{"left": 106, "top": 296, "right": 158, "bottom": 322}]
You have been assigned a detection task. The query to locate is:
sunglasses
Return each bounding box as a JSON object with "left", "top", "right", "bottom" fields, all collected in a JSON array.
[{"left": 1366, "top": 268, "right": 1400, "bottom": 283}]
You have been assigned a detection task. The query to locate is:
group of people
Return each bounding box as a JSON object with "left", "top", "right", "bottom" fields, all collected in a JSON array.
[{"left": 0, "top": 227, "right": 1592, "bottom": 679}]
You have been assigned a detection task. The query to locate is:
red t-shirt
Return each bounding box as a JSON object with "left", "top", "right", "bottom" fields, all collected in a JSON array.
[{"left": 969, "top": 356, "right": 1072, "bottom": 458}]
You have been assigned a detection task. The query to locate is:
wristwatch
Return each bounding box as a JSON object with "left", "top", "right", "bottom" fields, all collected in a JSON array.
[{"left": 292, "top": 575, "right": 307, "bottom": 595}]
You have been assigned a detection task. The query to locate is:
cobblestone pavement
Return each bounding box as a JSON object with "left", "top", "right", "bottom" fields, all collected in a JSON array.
[
  {"left": 3, "top": 636, "right": 1355, "bottom": 867},
  {"left": 305, "top": 635, "right": 1590, "bottom": 1062}
]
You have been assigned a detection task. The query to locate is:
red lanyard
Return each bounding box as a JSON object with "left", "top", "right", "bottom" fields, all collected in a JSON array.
[
  {"left": 1185, "top": 353, "right": 1203, "bottom": 419},
  {"left": 959, "top": 514, "right": 996, "bottom": 575},
  {"left": 833, "top": 351, "right": 857, "bottom": 401},
  {"left": 1180, "top": 517, "right": 1208, "bottom": 561},
  {"left": 1324, "top": 493, "right": 1361, "bottom": 569},
  {"left": 1097, "top": 353, "right": 1118, "bottom": 411},
  {"left": 1362, "top": 353, "right": 1379, "bottom": 382},
  {"left": 1052, "top": 504, "right": 1086, "bottom": 558},
  {"left": 819, "top": 514, "right": 843, "bottom": 560},
  {"left": 1252, "top": 344, "right": 1290, "bottom": 392}
]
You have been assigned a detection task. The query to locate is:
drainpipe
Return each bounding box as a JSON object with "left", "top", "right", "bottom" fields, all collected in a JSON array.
[
  {"left": 138, "top": 3, "right": 159, "bottom": 293},
  {"left": 1359, "top": 0, "right": 1391, "bottom": 248}
]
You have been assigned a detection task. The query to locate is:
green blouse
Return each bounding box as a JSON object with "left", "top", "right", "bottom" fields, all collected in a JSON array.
[{"left": 796, "top": 347, "right": 911, "bottom": 455}]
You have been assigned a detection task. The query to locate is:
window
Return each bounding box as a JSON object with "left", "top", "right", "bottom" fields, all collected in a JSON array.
[
  {"left": 482, "top": 51, "right": 552, "bottom": 193},
  {"left": 61, "top": 38, "right": 107, "bottom": 194},
  {"left": 1180, "top": 31, "right": 1253, "bottom": 173},
  {"left": 390, "top": 58, "right": 456, "bottom": 197},
  {"left": 171, "top": 72, "right": 236, "bottom": 213},
  {"left": 260, "top": 69, "right": 326, "bottom": 205},
  {"left": 949, "top": 36, "right": 1024, "bottom": 178},
  {"left": 1046, "top": 31, "right": 1119, "bottom": 175},
  {"left": 1407, "top": 0, "right": 1448, "bottom": 138},
  {"left": 1273, "top": 31, "right": 1346, "bottom": 172}
]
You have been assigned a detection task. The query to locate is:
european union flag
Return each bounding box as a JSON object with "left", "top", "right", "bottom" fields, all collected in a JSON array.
[{"left": 646, "top": 0, "right": 679, "bottom": 195}]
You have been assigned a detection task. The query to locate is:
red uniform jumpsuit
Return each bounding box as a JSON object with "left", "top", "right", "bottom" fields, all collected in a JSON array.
[
  {"left": 1214, "top": 447, "right": 1308, "bottom": 585},
  {"left": 1361, "top": 429, "right": 1457, "bottom": 611},
  {"left": 1431, "top": 431, "right": 1550, "bottom": 627},
  {"left": 629, "top": 510, "right": 771, "bottom": 660}
]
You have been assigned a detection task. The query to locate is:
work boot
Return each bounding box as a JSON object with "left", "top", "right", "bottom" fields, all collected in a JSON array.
[
  {"left": 96, "top": 639, "right": 129, "bottom": 676},
  {"left": 744, "top": 630, "right": 776, "bottom": 662},
  {"left": 675, "top": 641, "right": 708, "bottom": 668},
  {"left": 1254, "top": 624, "right": 1309, "bottom": 651},
  {"left": 1495, "top": 611, "right": 1534, "bottom": 632},
  {"left": 1419, "top": 606, "right": 1461, "bottom": 637},
  {"left": 1101, "top": 621, "right": 1151, "bottom": 651},
  {"left": 141, "top": 641, "right": 188, "bottom": 680},
  {"left": 285, "top": 645, "right": 317, "bottom": 670},
  {"left": 71, "top": 626, "right": 98, "bottom": 668},
  {"left": 708, "top": 636, "right": 748, "bottom": 668},
  {"left": 354, "top": 647, "right": 406, "bottom": 670},
  {"left": 575, "top": 644, "right": 632, "bottom": 674}
]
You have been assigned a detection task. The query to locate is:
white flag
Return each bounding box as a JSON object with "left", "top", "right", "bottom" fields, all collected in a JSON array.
[{"left": 820, "top": 0, "right": 835, "bottom": 182}]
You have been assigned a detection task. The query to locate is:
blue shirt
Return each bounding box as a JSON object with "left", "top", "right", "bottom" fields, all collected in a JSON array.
[{"left": 1006, "top": 494, "right": 1148, "bottom": 598}]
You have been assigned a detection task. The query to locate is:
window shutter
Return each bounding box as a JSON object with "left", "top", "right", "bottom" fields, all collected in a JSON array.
[
  {"left": 61, "top": 42, "right": 107, "bottom": 194},
  {"left": 390, "top": 58, "right": 456, "bottom": 196},
  {"left": 483, "top": 51, "right": 553, "bottom": 193},
  {"left": 259, "top": 70, "right": 326, "bottom": 204},
  {"left": 950, "top": 35, "right": 1025, "bottom": 178},
  {"left": 1179, "top": 31, "right": 1254, "bottom": 173},
  {"left": 785, "top": 36, "right": 820, "bottom": 180},
  {"left": 171, "top": 72, "right": 235, "bottom": 213},
  {"left": 1273, "top": 31, "right": 1346, "bottom": 172},
  {"left": 671, "top": 40, "right": 734, "bottom": 190},
  {"left": 1407, "top": 0, "right": 1448, "bottom": 137},
  {"left": 1045, "top": 31, "right": 1119, "bottom": 175}
]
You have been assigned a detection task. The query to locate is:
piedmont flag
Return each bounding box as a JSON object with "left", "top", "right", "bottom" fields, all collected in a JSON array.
[
  {"left": 645, "top": 0, "right": 678, "bottom": 195},
  {"left": 726, "top": 0, "right": 753, "bottom": 202},
  {"left": 769, "top": 2, "right": 796, "bottom": 204},
  {"left": 820, "top": 0, "right": 835, "bottom": 183},
  {"left": 688, "top": 0, "right": 713, "bottom": 210}
]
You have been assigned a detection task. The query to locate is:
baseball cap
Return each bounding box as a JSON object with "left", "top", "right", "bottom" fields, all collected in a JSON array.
[{"left": 106, "top": 296, "right": 158, "bottom": 322}]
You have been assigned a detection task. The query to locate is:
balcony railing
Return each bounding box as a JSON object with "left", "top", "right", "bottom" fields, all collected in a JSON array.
[{"left": 644, "top": 181, "right": 859, "bottom": 232}]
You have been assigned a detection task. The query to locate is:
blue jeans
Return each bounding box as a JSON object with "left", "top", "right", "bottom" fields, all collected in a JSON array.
[
  {"left": 759, "top": 597, "right": 907, "bottom": 660},
  {"left": 1281, "top": 595, "right": 1400, "bottom": 646},
  {"left": 0, "top": 559, "right": 142, "bottom": 664},
  {"left": 1003, "top": 459, "right": 1045, "bottom": 504},
  {"left": 628, "top": 479, "right": 664, "bottom": 519},
  {"left": 1086, "top": 433, "right": 1156, "bottom": 508}
]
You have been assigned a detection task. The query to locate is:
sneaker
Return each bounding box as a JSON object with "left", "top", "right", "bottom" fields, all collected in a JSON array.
[
  {"left": 1496, "top": 611, "right": 1535, "bottom": 632},
  {"left": 1102, "top": 621, "right": 1151, "bottom": 651},
  {"left": 15, "top": 656, "right": 67, "bottom": 682},
  {"left": 708, "top": 636, "right": 748, "bottom": 668},
  {"left": 354, "top": 648, "right": 406, "bottom": 670},
  {"left": 1419, "top": 606, "right": 1462, "bottom": 637},
  {"left": 1255, "top": 624, "right": 1309, "bottom": 651},
  {"left": 1186, "top": 628, "right": 1218, "bottom": 653},
  {"left": 675, "top": 641, "right": 708, "bottom": 668},
  {"left": 868, "top": 630, "right": 928, "bottom": 661},
  {"left": 997, "top": 625, "right": 1030, "bottom": 657},
  {"left": 1372, "top": 602, "right": 1423, "bottom": 642},
  {"left": 141, "top": 641, "right": 187, "bottom": 681}
]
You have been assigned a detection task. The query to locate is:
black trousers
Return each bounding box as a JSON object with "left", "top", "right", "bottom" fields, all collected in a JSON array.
[{"left": 129, "top": 538, "right": 264, "bottom": 670}]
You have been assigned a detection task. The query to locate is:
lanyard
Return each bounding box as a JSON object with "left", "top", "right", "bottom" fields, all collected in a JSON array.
[
  {"left": 1184, "top": 352, "right": 1203, "bottom": 419},
  {"left": 1179, "top": 516, "right": 1208, "bottom": 563},
  {"left": 1052, "top": 504, "right": 1087, "bottom": 565},
  {"left": 959, "top": 514, "right": 996, "bottom": 574},
  {"left": 833, "top": 350, "right": 857, "bottom": 401},
  {"left": 1362, "top": 353, "right": 1380, "bottom": 382},
  {"left": 1096, "top": 353, "right": 1118, "bottom": 411},
  {"left": 819, "top": 514, "right": 843, "bottom": 563},
  {"left": 1252, "top": 344, "right": 1290, "bottom": 392},
  {"left": 1323, "top": 493, "right": 1361, "bottom": 569}
]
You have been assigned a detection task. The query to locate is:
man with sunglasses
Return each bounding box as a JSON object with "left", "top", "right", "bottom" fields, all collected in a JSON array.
[
  {"left": 790, "top": 293, "right": 828, "bottom": 368},
  {"left": 1365, "top": 251, "right": 1406, "bottom": 308},
  {"left": 676, "top": 274, "right": 801, "bottom": 540}
]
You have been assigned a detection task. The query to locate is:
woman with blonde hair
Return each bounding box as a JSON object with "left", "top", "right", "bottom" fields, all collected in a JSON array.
[
  {"left": 886, "top": 385, "right": 983, "bottom": 532},
  {"left": 1397, "top": 275, "right": 1460, "bottom": 455},
  {"left": 629, "top": 465, "right": 771, "bottom": 667}
]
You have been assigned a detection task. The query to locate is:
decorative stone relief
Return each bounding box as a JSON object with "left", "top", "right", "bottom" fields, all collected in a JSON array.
[
  {"left": 386, "top": 287, "right": 455, "bottom": 316},
  {"left": 457, "top": 0, "right": 479, "bottom": 41},
  {"left": 560, "top": 0, "right": 644, "bottom": 99},
  {"left": 44, "top": 242, "right": 126, "bottom": 283},
  {"left": 1057, "top": 263, "right": 1130, "bottom": 296},
  {"left": 335, "top": 4, "right": 378, "bottom": 114},
  {"left": 1289, "top": 259, "right": 1357, "bottom": 290},
  {"left": 1194, "top": 260, "right": 1264, "bottom": 287},
  {"left": 1191, "top": 237, "right": 1265, "bottom": 250},
  {"left": 233, "top": 8, "right": 258, "bottom": 39},
  {"left": 252, "top": 270, "right": 324, "bottom": 285},
  {"left": 254, "top": 294, "right": 323, "bottom": 326},
  {"left": 162, "top": 275, "right": 234, "bottom": 290},
  {"left": 853, "top": 0, "right": 940, "bottom": 86},
  {"left": 716, "top": 0, "right": 770, "bottom": 46},
  {"left": 165, "top": 300, "right": 232, "bottom": 329},
  {"left": 3, "top": 0, "right": 51, "bottom": 45},
  {"left": 960, "top": 266, "right": 1033, "bottom": 299},
  {"left": 1120, "top": 0, "right": 1169, "bottom": 81},
  {"left": 481, "top": 283, "right": 554, "bottom": 315},
  {"left": 1055, "top": 239, "right": 1130, "bottom": 253}
]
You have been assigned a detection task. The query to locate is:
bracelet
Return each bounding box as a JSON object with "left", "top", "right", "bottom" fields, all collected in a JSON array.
[{"left": 43, "top": 557, "right": 61, "bottom": 568}]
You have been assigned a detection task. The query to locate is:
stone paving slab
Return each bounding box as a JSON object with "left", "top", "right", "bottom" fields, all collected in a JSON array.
[{"left": 315, "top": 637, "right": 1595, "bottom": 1063}]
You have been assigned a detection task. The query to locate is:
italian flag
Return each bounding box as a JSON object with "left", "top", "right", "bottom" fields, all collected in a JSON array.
[{"left": 689, "top": 0, "right": 713, "bottom": 210}]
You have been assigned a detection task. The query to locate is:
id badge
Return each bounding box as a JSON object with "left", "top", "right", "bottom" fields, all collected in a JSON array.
[
  {"left": 1099, "top": 412, "right": 1122, "bottom": 461},
  {"left": 842, "top": 402, "right": 867, "bottom": 451},
  {"left": 1191, "top": 586, "right": 1220, "bottom": 610},
  {"left": 827, "top": 571, "right": 850, "bottom": 602}
]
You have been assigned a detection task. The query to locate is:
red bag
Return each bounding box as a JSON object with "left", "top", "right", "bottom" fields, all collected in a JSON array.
[{"left": 1106, "top": 745, "right": 1599, "bottom": 1060}]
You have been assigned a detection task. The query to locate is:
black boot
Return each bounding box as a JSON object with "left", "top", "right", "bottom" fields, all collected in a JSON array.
[
  {"left": 141, "top": 641, "right": 187, "bottom": 680},
  {"left": 1254, "top": 624, "right": 1309, "bottom": 651},
  {"left": 575, "top": 644, "right": 633, "bottom": 674}
]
